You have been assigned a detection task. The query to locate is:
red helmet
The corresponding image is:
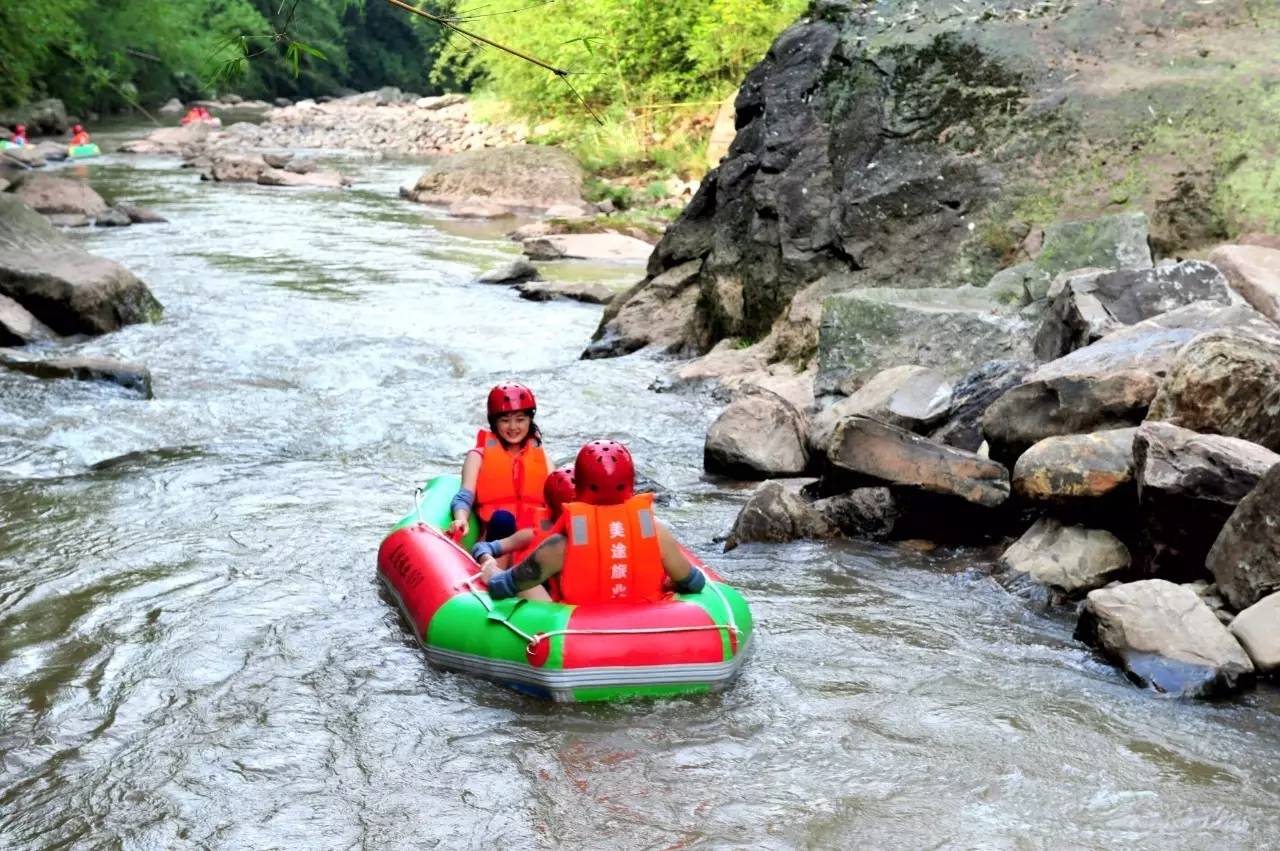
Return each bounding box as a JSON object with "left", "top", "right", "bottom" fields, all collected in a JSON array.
[
  {"left": 543, "top": 464, "right": 576, "bottom": 513},
  {"left": 72, "top": 124, "right": 83, "bottom": 133},
  {"left": 574, "top": 440, "right": 635, "bottom": 506},
  {"left": 486, "top": 383, "right": 536, "bottom": 419},
  {"left": 15, "top": 125, "right": 25, "bottom": 133}
]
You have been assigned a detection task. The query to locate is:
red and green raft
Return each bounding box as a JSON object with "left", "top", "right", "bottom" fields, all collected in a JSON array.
[{"left": 377, "top": 475, "right": 753, "bottom": 702}]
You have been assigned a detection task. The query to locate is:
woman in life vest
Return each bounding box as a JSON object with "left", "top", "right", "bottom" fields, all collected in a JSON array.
[
  {"left": 69, "top": 124, "right": 91, "bottom": 146},
  {"left": 481, "top": 440, "right": 707, "bottom": 603},
  {"left": 9, "top": 125, "right": 28, "bottom": 146},
  {"left": 470, "top": 464, "right": 575, "bottom": 601},
  {"left": 448, "top": 382, "right": 550, "bottom": 543}
]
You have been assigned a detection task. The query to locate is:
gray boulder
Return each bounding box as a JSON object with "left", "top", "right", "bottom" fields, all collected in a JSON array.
[
  {"left": 158, "top": 98, "right": 184, "bottom": 116},
  {"left": 0, "top": 98, "right": 69, "bottom": 134},
  {"left": 114, "top": 203, "right": 167, "bottom": 225},
  {"left": 1000, "top": 518, "right": 1131, "bottom": 599},
  {"left": 808, "top": 365, "right": 950, "bottom": 452},
  {"left": 816, "top": 284, "right": 1035, "bottom": 395},
  {"left": 705, "top": 392, "right": 809, "bottom": 479},
  {"left": 33, "top": 140, "right": 68, "bottom": 162},
  {"left": 0, "top": 349, "right": 152, "bottom": 396},
  {"left": 1075, "top": 579, "right": 1255, "bottom": 698},
  {"left": 517, "top": 280, "right": 621, "bottom": 305},
  {"left": 724, "top": 479, "right": 836, "bottom": 551},
  {"left": 1210, "top": 244, "right": 1280, "bottom": 323},
  {"left": 812, "top": 488, "right": 899, "bottom": 541},
  {"left": 1034, "top": 213, "right": 1154, "bottom": 279},
  {"left": 2, "top": 146, "right": 46, "bottom": 168},
  {"left": 1228, "top": 593, "right": 1280, "bottom": 675},
  {"left": 927, "top": 360, "right": 1032, "bottom": 452},
  {"left": 404, "top": 145, "right": 584, "bottom": 209},
  {"left": 1207, "top": 465, "right": 1280, "bottom": 611},
  {"left": 11, "top": 174, "right": 108, "bottom": 217},
  {"left": 828, "top": 415, "right": 1009, "bottom": 507},
  {"left": 0, "top": 293, "right": 56, "bottom": 345},
  {"left": 1147, "top": 330, "right": 1280, "bottom": 453},
  {"left": 1033, "top": 261, "right": 1233, "bottom": 360},
  {"left": 0, "top": 195, "right": 161, "bottom": 335},
  {"left": 477, "top": 258, "right": 539, "bottom": 284},
  {"left": 1134, "top": 421, "right": 1280, "bottom": 579}
]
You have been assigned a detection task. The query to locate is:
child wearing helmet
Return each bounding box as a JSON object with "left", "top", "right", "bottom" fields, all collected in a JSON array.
[
  {"left": 69, "top": 124, "right": 90, "bottom": 146},
  {"left": 470, "top": 464, "right": 575, "bottom": 601},
  {"left": 9, "top": 125, "right": 28, "bottom": 146},
  {"left": 481, "top": 440, "right": 707, "bottom": 603},
  {"left": 449, "top": 382, "right": 550, "bottom": 544}
]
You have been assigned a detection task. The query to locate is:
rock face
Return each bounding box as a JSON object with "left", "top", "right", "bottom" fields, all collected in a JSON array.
[
  {"left": 1207, "top": 465, "right": 1280, "bottom": 611},
  {"left": 1228, "top": 594, "right": 1280, "bottom": 674},
  {"left": 582, "top": 260, "right": 702, "bottom": 358},
  {"left": 10, "top": 174, "right": 109, "bottom": 217},
  {"left": 1012, "top": 428, "right": 1137, "bottom": 502},
  {"left": 0, "top": 196, "right": 161, "bottom": 336},
  {"left": 724, "top": 480, "right": 837, "bottom": 550},
  {"left": 927, "top": 360, "right": 1031, "bottom": 452},
  {"left": 1133, "top": 422, "right": 1280, "bottom": 579},
  {"left": 1076, "top": 579, "right": 1255, "bottom": 698},
  {"left": 808, "top": 365, "right": 950, "bottom": 453},
  {"left": 1033, "top": 261, "right": 1233, "bottom": 360},
  {"left": 0, "top": 294, "right": 56, "bottom": 345},
  {"left": 587, "top": 0, "right": 1280, "bottom": 366},
  {"left": 816, "top": 284, "right": 1034, "bottom": 395},
  {"left": 1000, "top": 518, "right": 1131, "bottom": 597},
  {"left": 1210, "top": 244, "right": 1280, "bottom": 322},
  {"left": 704, "top": 392, "right": 809, "bottom": 479},
  {"left": 828, "top": 415, "right": 1009, "bottom": 507},
  {"left": 983, "top": 302, "right": 1280, "bottom": 464},
  {"left": 1146, "top": 331, "right": 1280, "bottom": 453},
  {"left": 0, "top": 98, "right": 69, "bottom": 134},
  {"left": 404, "top": 146, "right": 583, "bottom": 209}
]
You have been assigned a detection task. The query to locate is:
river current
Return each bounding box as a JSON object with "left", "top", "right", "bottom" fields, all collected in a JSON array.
[{"left": 2, "top": 125, "right": 1279, "bottom": 850}]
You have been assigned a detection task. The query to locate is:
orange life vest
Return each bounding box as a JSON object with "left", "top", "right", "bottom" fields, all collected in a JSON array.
[
  {"left": 473, "top": 429, "right": 548, "bottom": 528},
  {"left": 70, "top": 132, "right": 90, "bottom": 145},
  {"left": 553, "top": 494, "right": 666, "bottom": 605}
]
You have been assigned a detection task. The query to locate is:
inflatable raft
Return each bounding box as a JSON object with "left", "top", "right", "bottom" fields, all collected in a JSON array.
[
  {"left": 377, "top": 476, "right": 753, "bottom": 702},
  {"left": 68, "top": 143, "right": 100, "bottom": 159}
]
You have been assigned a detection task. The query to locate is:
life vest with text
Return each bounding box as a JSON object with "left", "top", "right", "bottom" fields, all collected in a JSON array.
[
  {"left": 472, "top": 429, "right": 549, "bottom": 528},
  {"left": 553, "top": 494, "right": 666, "bottom": 605}
]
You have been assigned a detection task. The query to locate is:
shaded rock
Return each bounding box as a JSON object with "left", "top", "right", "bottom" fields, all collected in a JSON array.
[
  {"left": 1134, "top": 422, "right": 1280, "bottom": 580},
  {"left": 448, "top": 197, "right": 513, "bottom": 218},
  {"left": 655, "top": 345, "right": 814, "bottom": 411},
  {"left": 93, "top": 208, "right": 132, "bottom": 227},
  {"left": 0, "top": 98, "right": 69, "bottom": 134},
  {"left": 928, "top": 360, "right": 1032, "bottom": 452},
  {"left": 1000, "top": 518, "right": 1131, "bottom": 598},
  {"left": 582, "top": 259, "right": 701, "bottom": 359},
  {"left": 273, "top": 97, "right": 293, "bottom": 108},
  {"left": 705, "top": 392, "right": 809, "bottom": 479},
  {"left": 983, "top": 302, "right": 1280, "bottom": 464},
  {"left": 256, "top": 169, "right": 346, "bottom": 188},
  {"left": 477, "top": 258, "right": 539, "bottom": 284},
  {"left": 202, "top": 153, "right": 268, "bottom": 183},
  {"left": 809, "top": 365, "right": 948, "bottom": 453},
  {"left": 516, "top": 279, "right": 620, "bottom": 305},
  {"left": 817, "top": 284, "right": 1034, "bottom": 395},
  {"left": 523, "top": 233, "right": 652, "bottom": 263},
  {"left": 812, "top": 487, "right": 899, "bottom": 541},
  {"left": 2, "top": 146, "right": 46, "bottom": 168},
  {"left": 33, "top": 140, "right": 68, "bottom": 162},
  {"left": 120, "top": 122, "right": 211, "bottom": 155},
  {"left": 0, "top": 195, "right": 161, "bottom": 335},
  {"left": 284, "top": 159, "right": 317, "bottom": 175},
  {"left": 1228, "top": 594, "right": 1280, "bottom": 674},
  {"left": 262, "top": 152, "right": 294, "bottom": 168},
  {"left": 0, "top": 350, "right": 152, "bottom": 396},
  {"left": 1035, "top": 213, "right": 1154, "bottom": 278},
  {"left": 114, "top": 203, "right": 167, "bottom": 225},
  {"left": 0, "top": 293, "right": 56, "bottom": 345},
  {"left": 1207, "top": 464, "right": 1280, "bottom": 612},
  {"left": 1147, "top": 331, "right": 1280, "bottom": 452},
  {"left": 405, "top": 145, "right": 583, "bottom": 209},
  {"left": 508, "top": 221, "right": 552, "bottom": 242},
  {"left": 11, "top": 174, "right": 108, "bottom": 216},
  {"left": 1033, "top": 261, "right": 1233, "bottom": 361},
  {"left": 723, "top": 479, "right": 836, "bottom": 551},
  {"left": 828, "top": 415, "right": 1009, "bottom": 507},
  {"left": 158, "top": 98, "right": 184, "bottom": 116},
  {"left": 1210, "top": 244, "right": 1280, "bottom": 323},
  {"left": 1012, "top": 428, "right": 1137, "bottom": 502},
  {"left": 1075, "top": 579, "right": 1254, "bottom": 698}
]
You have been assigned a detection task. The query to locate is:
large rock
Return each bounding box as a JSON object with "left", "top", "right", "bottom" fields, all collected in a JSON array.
[
  {"left": 1147, "top": 331, "right": 1280, "bottom": 453},
  {"left": 1210, "top": 244, "right": 1280, "bottom": 323},
  {"left": 816, "top": 284, "right": 1034, "bottom": 394},
  {"left": 0, "top": 293, "right": 56, "bottom": 345},
  {"left": 404, "top": 145, "right": 584, "bottom": 209},
  {"left": 808, "top": 365, "right": 950, "bottom": 453},
  {"left": 1012, "top": 428, "right": 1137, "bottom": 502},
  {"left": 3, "top": 146, "right": 46, "bottom": 168},
  {"left": 120, "top": 122, "right": 212, "bottom": 155},
  {"left": 477, "top": 258, "right": 539, "bottom": 284},
  {"left": 704, "top": 392, "right": 809, "bottom": 479},
  {"left": 0, "top": 195, "right": 161, "bottom": 335},
  {"left": 828, "top": 415, "right": 1009, "bottom": 507},
  {"left": 1228, "top": 594, "right": 1280, "bottom": 675},
  {"left": 523, "top": 233, "right": 652, "bottom": 263},
  {"left": 0, "top": 350, "right": 152, "bottom": 396},
  {"left": 1134, "top": 422, "right": 1280, "bottom": 580},
  {"left": 927, "top": 360, "right": 1032, "bottom": 452},
  {"left": 1033, "top": 213, "right": 1154, "bottom": 280},
  {"left": 723, "top": 479, "right": 836, "bottom": 550},
  {"left": 517, "top": 279, "right": 622, "bottom": 305},
  {"left": 201, "top": 153, "right": 269, "bottom": 183},
  {"left": 0, "top": 98, "right": 69, "bottom": 134},
  {"left": 812, "top": 488, "right": 899, "bottom": 541},
  {"left": 1033, "top": 261, "right": 1233, "bottom": 360},
  {"left": 256, "top": 168, "right": 347, "bottom": 188},
  {"left": 581, "top": 260, "right": 702, "bottom": 358},
  {"left": 1000, "top": 518, "right": 1131, "bottom": 598},
  {"left": 1207, "top": 465, "right": 1280, "bottom": 611},
  {"left": 586, "top": 2, "right": 1278, "bottom": 365},
  {"left": 983, "top": 302, "right": 1280, "bottom": 464},
  {"left": 158, "top": 98, "right": 184, "bottom": 116},
  {"left": 1075, "top": 579, "right": 1255, "bottom": 698}
]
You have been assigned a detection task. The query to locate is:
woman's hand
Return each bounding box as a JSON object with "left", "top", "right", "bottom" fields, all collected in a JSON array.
[
  {"left": 448, "top": 514, "right": 469, "bottom": 538},
  {"left": 478, "top": 556, "right": 500, "bottom": 584}
]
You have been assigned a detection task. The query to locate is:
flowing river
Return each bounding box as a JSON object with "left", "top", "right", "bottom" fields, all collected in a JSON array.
[{"left": 3, "top": 123, "right": 1280, "bottom": 850}]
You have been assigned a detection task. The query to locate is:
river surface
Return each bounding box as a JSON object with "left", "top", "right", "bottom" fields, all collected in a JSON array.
[{"left": 3, "top": 124, "right": 1280, "bottom": 851}]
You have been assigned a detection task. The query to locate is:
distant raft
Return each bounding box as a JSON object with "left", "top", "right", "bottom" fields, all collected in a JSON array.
[
  {"left": 377, "top": 475, "right": 753, "bottom": 702},
  {"left": 68, "top": 143, "right": 100, "bottom": 159}
]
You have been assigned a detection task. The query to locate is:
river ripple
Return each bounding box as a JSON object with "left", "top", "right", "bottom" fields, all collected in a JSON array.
[{"left": 2, "top": 127, "right": 1279, "bottom": 850}]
